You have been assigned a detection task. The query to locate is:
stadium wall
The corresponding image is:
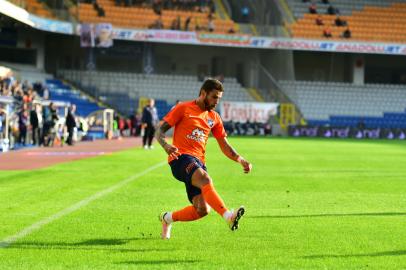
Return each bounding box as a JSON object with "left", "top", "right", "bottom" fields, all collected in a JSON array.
[
  {"left": 17, "top": 28, "right": 45, "bottom": 70},
  {"left": 260, "top": 50, "right": 295, "bottom": 81}
]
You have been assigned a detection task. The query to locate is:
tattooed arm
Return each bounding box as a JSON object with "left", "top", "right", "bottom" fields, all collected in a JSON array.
[
  {"left": 155, "top": 121, "right": 180, "bottom": 160},
  {"left": 216, "top": 137, "right": 252, "bottom": 174}
]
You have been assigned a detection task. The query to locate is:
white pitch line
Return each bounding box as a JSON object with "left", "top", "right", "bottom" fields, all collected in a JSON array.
[{"left": 0, "top": 161, "right": 166, "bottom": 248}]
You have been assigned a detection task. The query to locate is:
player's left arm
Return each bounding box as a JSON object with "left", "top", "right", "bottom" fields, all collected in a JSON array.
[{"left": 216, "top": 137, "right": 252, "bottom": 174}]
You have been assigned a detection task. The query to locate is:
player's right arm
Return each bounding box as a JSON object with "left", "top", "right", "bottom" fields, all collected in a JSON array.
[{"left": 155, "top": 121, "right": 180, "bottom": 160}]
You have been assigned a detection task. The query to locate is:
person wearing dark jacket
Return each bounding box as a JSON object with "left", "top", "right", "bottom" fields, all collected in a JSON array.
[
  {"left": 65, "top": 104, "right": 76, "bottom": 146},
  {"left": 18, "top": 108, "right": 29, "bottom": 145},
  {"left": 141, "top": 98, "right": 159, "bottom": 149},
  {"left": 30, "top": 104, "right": 40, "bottom": 145}
]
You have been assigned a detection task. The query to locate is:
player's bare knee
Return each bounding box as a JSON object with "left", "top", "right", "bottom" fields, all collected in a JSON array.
[
  {"left": 197, "top": 205, "right": 209, "bottom": 217},
  {"left": 201, "top": 172, "right": 212, "bottom": 185}
]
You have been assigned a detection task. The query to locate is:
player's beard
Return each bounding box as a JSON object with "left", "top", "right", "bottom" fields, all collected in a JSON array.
[{"left": 204, "top": 97, "right": 216, "bottom": 111}]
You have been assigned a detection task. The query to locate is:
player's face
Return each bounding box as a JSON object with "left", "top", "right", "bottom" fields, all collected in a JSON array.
[{"left": 204, "top": 90, "right": 223, "bottom": 111}]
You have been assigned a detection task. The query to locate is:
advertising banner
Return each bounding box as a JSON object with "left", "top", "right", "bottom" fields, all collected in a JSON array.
[
  {"left": 79, "top": 23, "right": 94, "bottom": 47},
  {"left": 288, "top": 125, "right": 406, "bottom": 140},
  {"left": 219, "top": 101, "right": 279, "bottom": 123},
  {"left": 3, "top": 0, "right": 406, "bottom": 56},
  {"left": 94, "top": 23, "right": 113, "bottom": 48},
  {"left": 28, "top": 14, "right": 73, "bottom": 34},
  {"left": 197, "top": 33, "right": 251, "bottom": 46}
]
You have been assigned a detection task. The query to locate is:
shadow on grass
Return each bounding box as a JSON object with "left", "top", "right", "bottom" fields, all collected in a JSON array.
[
  {"left": 303, "top": 250, "right": 406, "bottom": 259},
  {"left": 9, "top": 237, "right": 170, "bottom": 253},
  {"left": 74, "top": 238, "right": 145, "bottom": 246},
  {"left": 117, "top": 259, "right": 202, "bottom": 265},
  {"left": 249, "top": 212, "right": 406, "bottom": 219}
]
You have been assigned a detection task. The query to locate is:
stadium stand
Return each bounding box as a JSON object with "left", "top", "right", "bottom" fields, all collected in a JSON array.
[
  {"left": 0, "top": 62, "right": 53, "bottom": 85},
  {"left": 58, "top": 70, "right": 254, "bottom": 106},
  {"left": 279, "top": 80, "right": 406, "bottom": 128},
  {"left": 76, "top": 0, "right": 237, "bottom": 34},
  {"left": 17, "top": 0, "right": 56, "bottom": 19},
  {"left": 0, "top": 63, "right": 101, "bottom": 117},
  {"left": 287, "top": 0, "right": 406, "bottom": 43},
  {"left": 45, "top": 79, "right": 103, "bottom": 117}
]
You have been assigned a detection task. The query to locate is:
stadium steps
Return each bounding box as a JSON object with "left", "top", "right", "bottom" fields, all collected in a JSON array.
[
  {"left": 247, "top": 88, "right": 265, "bottom": 102},
  {"left": 214, "top": 0, "right": 230, "bottom": 20},
  {"left": 58, "top": 70, "right": 255, "bottom": 103},
  {"left": 45, "top": 79, "right": 104, "bottom": 117}
]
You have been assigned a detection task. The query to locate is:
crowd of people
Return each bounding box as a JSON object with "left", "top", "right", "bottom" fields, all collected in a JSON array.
[
  {"left": 0, "top": 72, "right": 78, "bottom": 149},
  {"left": 85, "top": 0, "right": 234, "bottom": 33},
  {"left": 110, "top": 0, "right": 216, "bottom": 12},
  {"left": 304, "top": 0, "right": 352, "bottom": 39}
]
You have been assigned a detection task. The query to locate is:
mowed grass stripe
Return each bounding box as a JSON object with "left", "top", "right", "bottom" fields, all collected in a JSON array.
[
  {"left": 0, "top": 161, "right": 166, "bottom": 248},
  {"left": 0, "top": 138, "right": 406, "bottom": 269}
]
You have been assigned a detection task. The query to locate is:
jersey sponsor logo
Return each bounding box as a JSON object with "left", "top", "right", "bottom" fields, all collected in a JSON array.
[
  {"left": 187, "top": 128, "right": 206, "bottom": 142},
  {"left": 208, "top": 118, "right": 214, "bottom": 128}
]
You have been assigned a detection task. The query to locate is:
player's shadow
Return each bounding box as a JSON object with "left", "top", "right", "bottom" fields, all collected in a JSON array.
[
  {"left": 117, "top": 259, "right": 202, "bottom": 265},
  {"left": 303, "top": 250, "right": 406, "bottom": 259},
  {"left": 9, "top": 237, "right": 169, "bottom": 253},
  {"left": 73, "top": 238, "right": 145, "bottom": 246},
  {"left": 249, "top": 212, "right": 406, "bottom": 219}
]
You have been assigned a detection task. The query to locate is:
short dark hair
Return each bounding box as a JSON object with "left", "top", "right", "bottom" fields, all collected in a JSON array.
[{"left": 200, "top": 78, "right": 224, "bottom": 95}]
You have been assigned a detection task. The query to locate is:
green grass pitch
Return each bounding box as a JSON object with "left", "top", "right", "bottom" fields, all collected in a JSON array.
[{"left": 1, "top": 137, "right": 406, "bottom": 269}]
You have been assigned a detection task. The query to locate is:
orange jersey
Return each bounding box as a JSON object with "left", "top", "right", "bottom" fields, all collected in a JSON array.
[{"left": 163, "top": 100, "right": 227, "bottom": 164}]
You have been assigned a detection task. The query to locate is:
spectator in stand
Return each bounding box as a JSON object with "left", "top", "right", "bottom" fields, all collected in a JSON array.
[
  {"left": 124, "top": 0, "right": 132, "bottom": 6},
  {"left": 42, "top": 87, "right": 50, "bottom": 100},
  {"left": 208, "top": 17, "right": 215, "bottom": 32},
  {"left": 42, "top": 102, "right": 58, "bottom": 147},
  {"left": 334, "top": 16, "right": 347, "bottom": 27},
  {"left": 171, "top": 16, "right": 182, "bottom": 30},
  {"left": 118, "top": 117, "right": 126, "bottom": 136},
  {"left": 13, "top": 88, "right": 24, "bottom": 111},
  {"left": 322, "top": 0, "right": 329, "bottom": 4},
  {"left": 302, "top": 0, "right": 310, "bottom": 2},
  {"left": 133, "top": 112, "right": 142, "bottom": 136},
  {"left": 184, "top": 16, "right": 192, "bottom": 31},
  {"left": 93, "top": 1, "right": 105, "bottom": 17},
  {"left": 153, "top": 0, "right": 162, "bottom": 15},
  {"left": 126, "top": 117, "right": 132, "bottom": 136},
  {"left": 22, "top": 80, "right": 29, "bottom": 92},
  {"left": 30, "top": 104, "right": 40, "bottom": 145},
  {"left": 65, "top": 104, "right": 77, "bottom": 145},
  {"left": 18, "top": 106, "right": 29, "bottom": 145},
  {"left": 323, "top": 27, "right": 332, "bottom": 38},
  {"left": 150, "top": 15, "right": 164, "bottom": 29},
  {"left": 228, "top": 26, "right": 236, "bottom": 34},
  {"left": 315, "top": 15, "right": 324, "bottom": 25},
  {"left": 327, "top": 4, "right": 337, "bottom": 15},
  {"left": 33, "top": 81, "right": 43, "bottom": 96},
  {"left": 342, "top": 27, "right": 351, "bottom": 38},
  {"left": 309, "top": 3, "right": 317, "bottom": 14},
  {"left": 208, "top": 0, "right": 215, "bottom": 14}
]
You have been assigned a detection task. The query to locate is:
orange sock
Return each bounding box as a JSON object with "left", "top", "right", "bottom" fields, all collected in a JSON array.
[
  {"left": 201, "top": 183, "right": 228, "bottom": 216},
  {"left": 172, "top": 205, "right": 202, "bottom": 222}
]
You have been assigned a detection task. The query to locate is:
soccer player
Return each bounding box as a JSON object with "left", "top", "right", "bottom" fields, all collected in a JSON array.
[{"left": 155, "top": 78, "right": 252, "bottom": 239}]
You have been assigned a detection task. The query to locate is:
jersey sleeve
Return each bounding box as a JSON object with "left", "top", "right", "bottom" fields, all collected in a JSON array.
[
  {"left": 211, "top": 113, "right": 227, "bottom": 139},
  {"left": 163, "top": 103, "right": 184, "bottom": 127}
]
